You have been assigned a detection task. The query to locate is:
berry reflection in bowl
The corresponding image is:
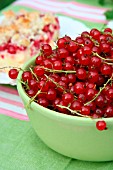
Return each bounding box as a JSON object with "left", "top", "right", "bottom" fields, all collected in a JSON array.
[{"left": 15, "top": 28, "right": 113, "bottom": 161}]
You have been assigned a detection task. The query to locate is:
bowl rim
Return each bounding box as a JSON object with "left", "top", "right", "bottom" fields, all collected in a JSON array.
[{"left": 17, "top": 55, "right": 113, "bottom": 124}]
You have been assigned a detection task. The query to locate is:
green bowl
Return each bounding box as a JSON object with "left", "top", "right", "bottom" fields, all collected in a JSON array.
[{"left": 17, "top": 56, "right": 113, "bottom": 162}]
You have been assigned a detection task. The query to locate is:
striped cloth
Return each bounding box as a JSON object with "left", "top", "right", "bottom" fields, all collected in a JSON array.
[
  {"left": 0, "top": 0, "right": 111, "bottom": 121},
  {"left": 0, "top": 86, "right": 28, "bottom": 120}
]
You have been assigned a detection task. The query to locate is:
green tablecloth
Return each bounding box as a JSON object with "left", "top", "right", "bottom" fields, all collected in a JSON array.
[
  {"left": 0, "top": 0, "right": 113, "bottom": 169},
  {"left": 1, "top": 114, "right": 113, "bottom": 170}
]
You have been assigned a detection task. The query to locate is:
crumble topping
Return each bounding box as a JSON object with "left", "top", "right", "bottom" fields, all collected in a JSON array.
[{"left": 0, "top": 10, "right": 60, "bottom": 72}]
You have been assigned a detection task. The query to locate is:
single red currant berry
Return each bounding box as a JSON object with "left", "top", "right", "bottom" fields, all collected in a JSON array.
[
  {"left": 85, "top": 88, "right": 96, "bottom": 100},
  {"left": 34, "top": 66, "right": 45, "bottom": 76},
  {"left": 67, "top": 74, "right": 76, "bottom": 83},
  {"left": 92, "top": 113, "right": 101, "bottom": 119},
  {"left": 95, "top": 108, "right": 104, "bottom": 117},
  {"left": 38, "top": 97, "right": 49, "bottom": 107},
  {"left": 104, "top": 28, "right": 112, "bottom": 34},
  {"left": 42, "top": 44, "right": 52, "bottom": 56},
  {"left": 62, "top": 93, "right": 74, "bottom": 104},
  {"left": 57, "top": 81, "right": 67, "bottom": 92},
  {"left": 22, "top": 71, "right": 32, "bottom": 82},
  {"left": 7, "top": 44, "right": 17, "bottom": 54},
  {"left": 96, "top": 121, "right": 106, "bottom": 131},
  {"left": 64, "top": 35, "right": 71, "bottom": 41},
  {"left": 100, "top": 43, "right": 110, "bottom": 53},
  {"left": 102, "top": 84, "right": 111, "bottom": 95},
  {"left": 60, "top": 75, "right": 68, "bottom": 84},
  {"left": 82, "top": 45, "right": 92, "bottom": 55},
  {"left": 96, "top": 75, "right": 105, "bottom": 86},
  {"left": 57, "top": 38, "right": 67, "bottom": 48},
  {"left": 90, "top": 56, "right": 101, "bottom": 67},
  {"left": 86, "top": 82, "right": 96, "bottom": 89},
  {"left": 76, "top": 68, "right": 87, "bottom": 80},
  {"left": 28, "top": 79, "right": 38, "bottom": 90},
  {"left": 46, "top": 88, "right": 56, "bottom": 100},
  {"left": 99, "top": 35, "right": 106, "bottom": 42},
  {"left": 81, "top": 106, "right": 90, "bottom": 115},
  {"left": 92, "top": 46, "right": 100, "bottom": 54},
  {"left": 26, "top": 89, "right": 36, "bottom": 97},
  {"left": 8, "top": 68, "right": 18, "bottom": 79},
  {"left": 63, "top": 62, "right": 73, "bottom": 71},
  {"left": 53, "top": 60, "right": 62, "bottom": 70},
  {"left": 100, "top": 63, "right": 112, "bottom": 76},
  {"left": 70, "top": 100, "right": 82, "bottom": 111},
  {"left": 67, "top": 40, "right": 78, "bottom": 52},
  {"left": 90, "top": 28, "right": 100, "bottom": 40},
  {"left": 38, "top": 80, "right": 49, "bottom": 92},
  {"left": 81, "top": 31, "right": 90, "bottom": 37},
  {"left": 105, "top": 106, "right": 113, "bottom": 117},
  {"left": 75, "top": 37, "right": 84, "bottom": 44},
  {"left": 65, "top": 56, "right": 75, "bottom": 65},
  {"left": 35, "top": 55, "right": 44, "bottom": 65},
  {"left": 76, "top": 48, "right": 83, "bottom": 58},
  {"left": 43, "top": 59, "right": 52, "bottom": 69},
  {"left": 78, "top": 93, "right": 86, "bottom": 103},
  {"left": 74, "top": 82, "right": 85, "bottom": 94},
  {"left": 87, "top": 101, "right": 96, "bottom": 111},
  {"left": 0, "top": 43, "right": 7, "bottom": 51},
  {"left": 79, "top": 55, "right": 90, "bottom": 65},
  {"left": 69, "top": 85, "right": 75, "bottom": 93},
  {"left": 51, "top": 73, "right": 60, "bottom": 82},
  {"left": 84, "top": 38, "right": 93, "bottom": 48},
  {"left": 53, "top": 98, "right": 60, "bottom": 109},
  {"left": 88, "top": 70, "right": 99, "bottom": 83},
  {"left": 57, "top": 100, "right": 68, "bottom": 114},
  {"left": 107, "top": 88, "right": 113, "bottom": 99},
  {"left": 95, "top": 94, "right": 105, "bottom": 107},
  {"left": 58, "top": 48, "right": 69, "bottom": 58}
]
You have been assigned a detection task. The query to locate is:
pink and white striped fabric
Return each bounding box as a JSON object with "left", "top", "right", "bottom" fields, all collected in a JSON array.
[
  {"left": 14, "top": 0, "right": 108, "bottom": 23},
  {"left": 0, "top": 85, "right": 29, "bottom": 121}
]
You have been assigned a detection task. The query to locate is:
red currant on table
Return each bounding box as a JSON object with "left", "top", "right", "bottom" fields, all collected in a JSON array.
[{"left": 96, "top": 120, "right": 106, "bottom": 131}]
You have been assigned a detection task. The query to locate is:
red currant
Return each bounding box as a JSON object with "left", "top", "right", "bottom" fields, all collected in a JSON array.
[
  {"left": 8, "top": 69, "right": 18, "bottom": 79},
  {"left": 96, "top": 120, "right": 106, "bottom": 131}
]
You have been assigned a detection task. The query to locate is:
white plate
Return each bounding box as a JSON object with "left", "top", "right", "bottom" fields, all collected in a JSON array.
[{"left": 0, "top": 15, "right": 90, "bottom": 85}]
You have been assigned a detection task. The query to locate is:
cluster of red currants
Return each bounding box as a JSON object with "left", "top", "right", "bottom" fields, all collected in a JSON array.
[{"left": 9, "top": 28, "right": 113, "bottom": 131}]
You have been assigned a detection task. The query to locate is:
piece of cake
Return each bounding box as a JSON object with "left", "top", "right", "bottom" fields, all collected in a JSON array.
[{"left": 0, "top": 10, "right": 60, "bottom": 71}]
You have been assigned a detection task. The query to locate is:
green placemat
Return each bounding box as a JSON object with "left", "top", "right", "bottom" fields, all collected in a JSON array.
[{"left": 1, "top": 114, "right": 113, "bottom": 170}]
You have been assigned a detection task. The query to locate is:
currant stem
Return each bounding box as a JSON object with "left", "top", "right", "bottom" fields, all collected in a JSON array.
[
  {"left": 19, "top": 80, "right": 29, "bottom": 90},
  {"left": 84, "top": 76, "right": 113, "bottom": 106},
  {"left": 43, "top": 67, "right": 76, "bottom": 74},
  {"left": 45, "top": 74, "right": 77, "bottom": 98},
  {"left": 0, "top": 66, "right": 21, "bottom": 70},
  {"left": 93, "top": 52, "right": 113, "bottom": 61},
  {"left": 45, "top": 74, "right": 65, "bottom": 91},
  {"left": 29, "top": 67, "right": 39, "bottom": 81},
  {"left": 83, "top": 34, "right": 99, "bottom": 46},
  {"left": 57, "top": 104, "right": 90, "bottom": 118},
  {"left": 74, "top": 41, "right": 84, "bottom": 47},
  {"left": 26, "top": 90, "right": 41, "bottom": 108},
  {"left": 104, "top": 61, "right": 113, "bottom": 65}
]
